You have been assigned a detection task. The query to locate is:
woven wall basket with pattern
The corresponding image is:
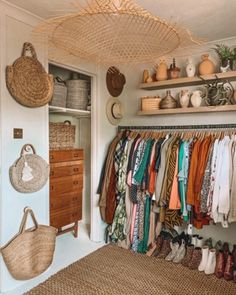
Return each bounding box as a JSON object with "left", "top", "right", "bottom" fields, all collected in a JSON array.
[
  {"left": 49, "top": 120, "right": 76, "bottom": 150},
  {"left": 6, "top": 42, "right": 54, "bottom": 108},
  {"left": 0, "top": 207, "right": 57, "bottom": 280},
  {"left": 9, "top": 144, "right": 49, "bottom": 193}
]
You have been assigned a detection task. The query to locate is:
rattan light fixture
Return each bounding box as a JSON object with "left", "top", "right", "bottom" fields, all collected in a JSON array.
[{"left": 35, "top": 0, "right": 201, "bottom": 65}]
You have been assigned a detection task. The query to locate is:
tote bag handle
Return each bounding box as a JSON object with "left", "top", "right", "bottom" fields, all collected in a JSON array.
[{"left": 18, "top": 207, "right": 39, "bottom": 234}]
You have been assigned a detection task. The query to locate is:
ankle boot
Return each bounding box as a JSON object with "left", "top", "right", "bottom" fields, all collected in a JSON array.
[
  {"left": 205, "top": 249, "right": 216, "bottom": 275},
  {"left": 153, "top": 235, "right": 163, "bottom": 257},
  {"left": 173, "top": 240, "right": 186, "bottom": 263},
  {"left": 215, "top": 250, "right": 225, "bottom": 278},
  {"left": 224, "top": 253, "right": 234, "bottom": 281},
  {"left": 189, "top": 247, "right": 202, "bottom": 270},
  {"left": 204, "top": 238, "right": 213, "bottom": 249},
  {"left": 157, "top": 239, "right": 171, "bottom": 259},
  {"left": 165, "top": 242, "right": 179, "bottom": 261},
  {"left": 198, "top": 246, "right": 209, "bottom": 272},
  {"left": 182, "top": 244, "right": 194, "bottom": 267},
  {"left": 196, "top": 236, "right": 204, "bottom": 248},
  {"left": 191, "top": 235, "right": 199, "bottom": 247}
]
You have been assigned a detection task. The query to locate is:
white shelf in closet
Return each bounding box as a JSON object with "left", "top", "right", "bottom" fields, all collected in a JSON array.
[{"left": 49, "top": 105, "right": 91, "bottom": 118}]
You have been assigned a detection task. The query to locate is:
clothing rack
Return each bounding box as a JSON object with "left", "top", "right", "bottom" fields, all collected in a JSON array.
[{"left": 118, "top": 124, "right": 236, "bottom": 132}]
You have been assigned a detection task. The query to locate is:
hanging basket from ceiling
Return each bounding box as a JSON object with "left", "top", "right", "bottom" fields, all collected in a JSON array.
[{"left": 34, "top": 0, "right": 201, "bottom": 65}]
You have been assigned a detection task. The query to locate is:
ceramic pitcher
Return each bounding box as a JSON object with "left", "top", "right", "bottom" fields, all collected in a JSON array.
[
  {"left": 191, "top": 90, "right": 202, "bottom": 107},
  {"left": 179, "top": 90, "right": 190, "bottom": 108}
]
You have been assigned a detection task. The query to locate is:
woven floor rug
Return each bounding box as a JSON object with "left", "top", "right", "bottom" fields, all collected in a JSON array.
[{"left": 26, "top": 244, "right": 236, "bottom": 295}]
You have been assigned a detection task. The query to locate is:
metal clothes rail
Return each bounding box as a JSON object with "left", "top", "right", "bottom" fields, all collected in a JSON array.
[{"left": 118, "top": 124, "right": 236, "bottom": 132}]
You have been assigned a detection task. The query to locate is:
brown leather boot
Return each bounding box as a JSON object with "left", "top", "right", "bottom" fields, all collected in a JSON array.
[
  {"left": 188, "top": 247, "right": 202, "bottom": 270},
  {"left": 153, "top": 235, "right": 163, "bottom": 257},
  {"left": 157, "top": 239, "right": 171, "bottom": 259},
  {"left": 215, "top": 250, "right": 225, "bottom": 278},
  {"left": 223, "top": 242, "right": 230, "bottom": 262},
  {"left": 224, "top": 253, "right": 234, "bottom": 281},
  {"left": 182, "top": 244, "right": 194, "bottom": 267},
  {"left": 232, "top": 244, "right": 236, "bottom": 269}
]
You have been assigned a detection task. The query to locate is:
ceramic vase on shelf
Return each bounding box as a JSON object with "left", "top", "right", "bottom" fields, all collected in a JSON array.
[
  {"left": 142, "top": 69, "right": 150, "bottom": 83},
  {"left": 160, "top": 90, "right": 177, "bottom": 109},
  {"left": 199, "top": 54, "right": 215, "bottom": 75},
  {"left": 179, "top": 90, "right": 190, "bottom": 108},
  {"left": 186, "top": 58, "right": 196, "bottom": 77},
  {"left": 169, "top": 58, "right": 180, "bottom": 79},
  {"left": 156, "top": 60, "right": 168, "bottom": 81},
  {"left": 191, "top": 90, "right": 202, "bottom": 107}
]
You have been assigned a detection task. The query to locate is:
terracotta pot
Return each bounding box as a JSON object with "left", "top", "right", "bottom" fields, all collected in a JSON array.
[
  {"left": 199, "top": 54, "right": 215, "bottom": 75},
  {"left": 156, "top": 60, "right": 168, "bottom": 81}
]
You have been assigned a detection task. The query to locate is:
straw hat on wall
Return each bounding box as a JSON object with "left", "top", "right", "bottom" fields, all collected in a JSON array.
[{"left": 106, "top": 97, "right": 124, "bottom": 125}]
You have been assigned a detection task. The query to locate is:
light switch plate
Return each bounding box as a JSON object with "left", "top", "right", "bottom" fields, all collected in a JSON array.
[{"left": 13, "top": 128, "right": 23, "bottom": 139}]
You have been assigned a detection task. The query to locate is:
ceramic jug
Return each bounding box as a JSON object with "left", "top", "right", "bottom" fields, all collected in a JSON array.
[
  {"left": 199, "top": 54, "right": 215, "bottom": 75},
  {"left": 179, "top": 90, "right": 190, "bottom": 108},
  {"left": 156, "top": 60, "right": 168, "bottom": 81},
  {"left": 191, "top": 90, "right": 202, "bottom": 107},
  {"left": 186, "top": 58, "right": 196, "bottom": 77}
]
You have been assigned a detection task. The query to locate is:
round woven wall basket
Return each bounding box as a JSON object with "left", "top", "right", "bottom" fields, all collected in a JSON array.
[{"left": 6, "top": 43, "right": 54, "bottom": 108}]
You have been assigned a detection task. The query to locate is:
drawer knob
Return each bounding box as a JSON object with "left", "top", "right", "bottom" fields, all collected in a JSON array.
[
  {"left": 74, "top": 153, "right": 79, "bottom": 158},
  {"left": 50, "top": 155, "right": 54, "bottom": 160},
  {"left": 51, "top": 185, "right": 54, "bottom": 190},
  {"left": 74, "top": 168, "right": 79, "bottom": 172},
  {"left": 73, "top": 181, "right": 79, "bottom": 185}
]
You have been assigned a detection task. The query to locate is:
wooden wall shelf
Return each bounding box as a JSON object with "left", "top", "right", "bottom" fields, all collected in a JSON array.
[
  {"left": 139, "top": 71, "right": 236, "bottom": 90},
  {"left": 137, "top": 104, "right": 236, "bottom": 116}
]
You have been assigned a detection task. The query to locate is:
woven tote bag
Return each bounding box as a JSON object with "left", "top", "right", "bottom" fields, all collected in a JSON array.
[
  {"left": 1, "top": 207, "right": 57, "bottom": 280},
  {"left": 6, "top": 42, "right": 53, "bottom": 108},
  {"left": 9, "top": 144, "right": 49, "bottom": 193}
]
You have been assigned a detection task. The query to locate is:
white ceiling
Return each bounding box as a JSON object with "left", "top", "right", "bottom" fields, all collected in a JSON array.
[{"left": 6, "top": 0, "right": 236, "bottom": 42}]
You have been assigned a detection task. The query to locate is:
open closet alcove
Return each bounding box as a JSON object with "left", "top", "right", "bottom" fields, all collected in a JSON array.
[{"left": 48, "top": 62, "right": 92, "bottom": 236}]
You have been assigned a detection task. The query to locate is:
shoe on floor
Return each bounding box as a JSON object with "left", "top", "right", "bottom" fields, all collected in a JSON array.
[
  {"left": 157, "top": 239, "right": 171, "bottom": 259},
  {"left": 182, "top": 244, "right": 194, "bottom": 267},
  {"left": 165, "top": 242, "right": 179, "bottom": 262},
  {"left": 173, "top": 240, "right": 186, "bottom": 264},
  {"left": 189, "top": 247, "right": 202, "bottom": 270}
]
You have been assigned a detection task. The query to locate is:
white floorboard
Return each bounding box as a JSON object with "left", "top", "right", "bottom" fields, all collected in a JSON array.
[{"left": 2, "top": 222, "right": 105, "bottom": 295}]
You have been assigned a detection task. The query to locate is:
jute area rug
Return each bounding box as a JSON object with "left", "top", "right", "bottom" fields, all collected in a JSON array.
[{"left": 26, "top": 244, "right": 236, "bottom": 295}]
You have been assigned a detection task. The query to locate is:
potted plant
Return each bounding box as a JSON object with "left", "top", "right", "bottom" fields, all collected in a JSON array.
[
  {"left": 213, "top": 44, "right": 233, "bottom": 70},
  {"left": 231, "top": 48, "right": 236, "bottom": 70}
]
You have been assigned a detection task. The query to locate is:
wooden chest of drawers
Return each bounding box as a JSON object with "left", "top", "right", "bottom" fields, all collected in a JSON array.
[{"left": 50, "top": 149, "right": 83, "bottom": 237}]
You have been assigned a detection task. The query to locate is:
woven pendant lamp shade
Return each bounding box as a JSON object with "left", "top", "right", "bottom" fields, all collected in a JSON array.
[{"left": 35, "top": 0, "right": 201, "bottom": 65}]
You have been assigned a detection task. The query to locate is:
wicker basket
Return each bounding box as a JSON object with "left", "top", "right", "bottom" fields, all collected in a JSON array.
[
  {"left": 49, "top": 121, "right": 75, "bottom": 150},
  {"left": 50, "top": 77, "right": 67, "bottom": 108},
  {"left": 141, "top": 96, "right": 162, "bottom": 111},
  {"left": 66, "top": 79, "right": 89, "bottom": 110}
]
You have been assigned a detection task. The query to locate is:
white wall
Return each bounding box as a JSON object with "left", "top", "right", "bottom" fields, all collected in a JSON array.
[
  {"left": 0, "top": 1, "right": 49, "bottom": 293},
  {"left": 0, "top": 1, "right": 116, "bottom": 292},
  {"left": 119, "top": 39, "right": 236, "bottom": 246}
]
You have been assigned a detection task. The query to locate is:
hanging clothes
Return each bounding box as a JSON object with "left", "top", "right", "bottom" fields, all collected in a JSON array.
[{"left": 98, "top": 129, "right": 236, "bottom": 252}]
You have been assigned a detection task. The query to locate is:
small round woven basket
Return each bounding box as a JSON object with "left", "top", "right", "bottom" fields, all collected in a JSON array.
[
  {"left": 6, "top": 42, "right": 54, "bottom": 108},
  {"left": 9, "top": 144, "right": 49, "bottom": 193}
]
